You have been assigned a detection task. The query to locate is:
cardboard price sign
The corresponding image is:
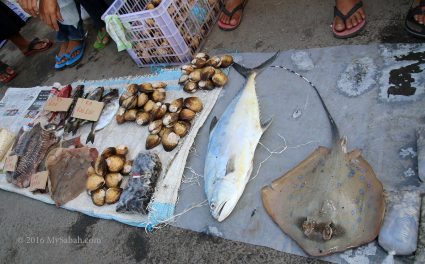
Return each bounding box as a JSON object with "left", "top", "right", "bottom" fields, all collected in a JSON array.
[
  {"left": 29, "top": 171, "right": 49, "bottom": 192},
  {"left": 4, "top": 155, "right": 18, "bottom": 172},
  {"left": 72, "top": 98, "right": 104, "bottom": 121},
  {"left": 44, "top": 96, "right": 73, "bottom": 112}
]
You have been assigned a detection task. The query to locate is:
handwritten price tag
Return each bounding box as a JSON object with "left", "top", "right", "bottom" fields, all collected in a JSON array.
[
  {"left": 29, "top": 171, "right": 49, "bottom": 192},
  {"left": 44, "top": 96, "right": 73, "bottom": 112},
  {"left": 4, "top": 155, "right": 18, "bottom": 172},
  {"left": 72, "top": 98, "right": 105, "bottom": 121}
]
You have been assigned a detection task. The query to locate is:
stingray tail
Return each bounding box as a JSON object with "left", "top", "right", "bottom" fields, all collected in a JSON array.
[{"left": 232, "top": 51, "right": 280, "bottom": 78}]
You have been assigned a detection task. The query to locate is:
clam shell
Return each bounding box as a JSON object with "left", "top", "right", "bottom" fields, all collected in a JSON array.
[
  {"left": 87, "top": 166, "right": 96, "bottom": 176},
  {"left": 106, "top": 155, "right": 125, "bottom": 172},
  {"left": 152, "top": 88, "right": 166, "bottom": 102},
  {"left": 127, "top": 84, "right": 139, "bottom": 94},
  {"left": 105, "top": 187, "right": 122, "bottom": 204},
  {"left": 183, "top": 81, "right": 198, "bottom": 93},
  {"left": 92, "top": 188, "right": 106, "bottom": 206},
  {"left": 146, "top": 134, "right": 161, "bottom": 149},
  {"left": 122, "top": 160, "right": 133, "bottom": 175},
  {"left": 139, "top": 83, "right": 154, "bottom": 93},
  {"left": 220, "top": 55, "right": 234, "bottom": 68},
  {"left": 137, "top": 93, "right": 149, "bottom": 108},
  {"left": 152, "top": 0, "right": 161, "bottom": 7},
  {"left": 152, "top": 82, "right": 167, "bottom": 89},
  {"left": 86, "top": 175, "right": 105, "bottom": 191},
  {"left": 148, "top": 119, "right": 163, "bottom": 134},
  {"left": 173, "top": 121, "right": 191, "bottom": 137},
  {"left": 124, "top": 109, "right": 137, "bottom": 121},
  {"left": 94, "top": 156, "right": 107, "bottom": 176},
  {"left": 136, "top": 111, "right": 151, "bottom": 126},
  {"left": 184, "top": 97, "right": 203, "bottom": 113},
  {"left": 143, "top": 100, "right": 156, "bottom": 112},
  {"left": 121, "top": 94, "right": 137, "bottom": 109},
  {"left": 212, "top": 72, "right": 228, "bottom": 87},
  {"left": 195, "top": 52, "right": 209, "bottom": 60},
  {"left": 189, "top": 70, "right": 202, "bottom": 82},
  {"left": 152, "top": 104, "right": 167, "bottom": 120},
  {"left": 105, "top": 173, "right": 123, "bottom": 188},
  {"left": 201, "top": 66, "right": 216, "bottom": 81},
  {"left": 146, "top": 3, "right": 155, "bottom": 9},
  {"left": 181, "top": 65, "right": 194, "bottom": 74},
  {"left": 179, "top": 108, "right": 196, "bottom": 121},
  {"left": 116, "top": 114, "right": 125, "bottom": 124},
  {"left": 169, "top": 98, "right": 183, "bottom": 113},
  {"left": 179, "top": 75, "right": 189, "bottom": 85},
  {"left": 163, "top": 112, "right": 179, "bottom": 127},
  {"left": 206, "top": 56, "right": 221, "bottom": 68},
  {"left": 162, "top": 130, "right": 180, "bottom": 152},
  {"left": 198, "top": 80, "right": 215, "bottom": 90},
  {"left": 191, "top": 58, "right": 207, "bottom": 68},
  {"left": 101, "top": 147, "right": 117, "bottom": 159},
  {"left": 116, "top": 145, "right": 128, "bottom": 156}
]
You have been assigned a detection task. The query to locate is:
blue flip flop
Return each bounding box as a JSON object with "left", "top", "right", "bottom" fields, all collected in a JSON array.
[
  {"left": 65, "top": 41, "right": 86, "bottom": 67},
  {"left": 55, "top": 54, "right": 67, "bottom": 70}
]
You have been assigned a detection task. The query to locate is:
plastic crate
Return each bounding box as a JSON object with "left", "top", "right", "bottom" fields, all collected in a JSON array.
[{"left": 102, "top": 0, "right": 220, "bottom": 67}]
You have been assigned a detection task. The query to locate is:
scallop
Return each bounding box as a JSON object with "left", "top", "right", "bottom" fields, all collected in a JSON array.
[
  {"left": 169, "top": 98, "right": 183, "bottom": 113},
  {"left": 136, "top": 111, "right": 151, "bottom": 126},
  {"left": 220, "top": 55, "right": 234, "bottom": 68},
  {"left": 162, "top": 130, "right": 180, "bottom": 152},
  {"left": 183, "top": 81, "right": 198, "bottom": 93},
  {"left": 86, "top": 175, "right": 105, "bottom": 191},
  {"left": 184, "top": 97, "right": 203, "bottom": 112},
  {"left": 201, "top": 66, "right": 216, "bottom": 81},
  {"left": 212, "top": 71, "right": 228, "bottom": 87},
  {"left": 137, "top": 93, "right": 149, "bottom": 108},
  {"left": 163, "top": 112, "right": 179, "bottom": 127},
  {"left": 127, "top": 83, "right": 139, "bottom": 94},
  {"left": 179, "top": 108, "right": 196, "bottom": 121},
  {"left": 146, "top": 134, "right": 161, "bottom": 149},
  {"left": 139, "top": 83, "right": 154, "bottom": 93},
  {"left": 106, "top": 155, "right": 125, "bottom": 172},
  {"left": 173, "top": 121, "right": 191, "bottom": 137},
  {"left": 124, "top": 109, "right": 137, "bottom": 121},
  {"left": 198, "top": 80, "right": 215, "bottom": 90},
  {"left": 116, "top": 145, "right": 128, "bottom": 156},
  {"left": 122, "top": 160, "right": 133, "bottom": 175},
  {"left": 148, "top": 119, "right": 163, "bottom": 134},
  {"left": 105, "top": 173, "right": 123, "bottom": 188},
  {"left": 143, "top": 100, "right": 156, "bottom": 112},
  {"left": 152, "top": 88, "right": 166, "bottom": 102},
  {"left": 92, "top": 188, "right": 106, "bottom": 206},
  {"left": 105, "top": 187, "right": 122, "bottom": 204}
]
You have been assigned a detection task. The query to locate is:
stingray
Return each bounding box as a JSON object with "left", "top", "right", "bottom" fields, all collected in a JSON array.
[{"left": 261, "top": 78, "right": 385, "bottom": 256}]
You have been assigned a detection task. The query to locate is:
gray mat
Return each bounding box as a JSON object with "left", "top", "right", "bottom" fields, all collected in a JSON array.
[{"left": 172, "top": 44, "right": 425, "bottom": 263}]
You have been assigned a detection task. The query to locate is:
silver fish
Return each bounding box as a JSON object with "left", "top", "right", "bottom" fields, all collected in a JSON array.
[{"left": 204, "top": 53, "right": 279, "bottom": 222}]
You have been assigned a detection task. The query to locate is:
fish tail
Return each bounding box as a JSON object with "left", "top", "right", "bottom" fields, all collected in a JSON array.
[
  {"left": 232, "top": 51, "right": 280, "bottom": 78},
  {"left": 86, "top": 130, "right": 95, "bottom": 144}
]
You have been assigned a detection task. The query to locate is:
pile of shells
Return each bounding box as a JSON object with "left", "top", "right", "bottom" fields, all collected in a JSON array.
[
  {"left": 179, "top": 53, "right": 233, "bottom": 93},
  {"left": 86, "top": 145, "right": 133, "bottom": 206},
  {"left": 145, "top": 0, "right": 161, "bottom": 10},
  {"left": 116, "top": 83, "right": 204, "bottom": 152}
]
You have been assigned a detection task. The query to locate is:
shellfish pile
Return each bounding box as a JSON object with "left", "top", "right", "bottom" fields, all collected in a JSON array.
[
  {"left": 179, "top": 53, "right": 233, "bottom": 93},
  {"left": 116, "top": 83, "right": 203, "bottom": 152},
  {"left": 86, "top": 145, "right": 133, "bottom": 206}
]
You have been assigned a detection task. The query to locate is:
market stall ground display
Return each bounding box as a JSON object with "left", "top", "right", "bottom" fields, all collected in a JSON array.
[
  {"left": 173, "top": 44, "right": 425, "bottom": 263},
  {"left": 0, "top": 67, "right": 224, "bottom": 228}
]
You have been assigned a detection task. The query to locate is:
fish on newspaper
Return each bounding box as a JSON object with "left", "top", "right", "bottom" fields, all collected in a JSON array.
[
  {"left": 6, "top": 123, "right": 58, "bottom": 188},
  {"left": 0, "top": 128, "right": 15, "bottom": 161},
  {"left": 204, "top": 53, "right": 279, "bottom": 222}
]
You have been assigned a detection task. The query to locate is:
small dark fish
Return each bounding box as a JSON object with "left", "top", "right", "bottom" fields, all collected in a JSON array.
[
  {"left": 64, "top": 85, "right": 85, "bottom": 133},
  {"left": 116, "top": 152, "right": 162, "bottom": 214},
  {"left": 71, "top": 87, "right": 104, "bottom": 136}
]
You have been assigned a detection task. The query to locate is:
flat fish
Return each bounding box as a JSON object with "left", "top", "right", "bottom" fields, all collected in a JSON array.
[
  {"left": 7, "top": 123, "right": 58, "bottom": 188},
  {"left": 116, "top": 152, "right": 162, "bottom": 214},
  {"left": 261, "top": 71, "right": 385, "bottom": 256},
  {"left": 204, "top": 53, "right": 279, "bottom": 222},
  {"left": 0, "top": 128, "right": 15, "bottom": 161},
  {"left": 46, "top": 147, "right": 98, "bottom": 206}
]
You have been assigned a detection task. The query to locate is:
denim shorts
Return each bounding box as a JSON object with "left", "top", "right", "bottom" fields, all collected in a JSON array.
[{"left": 56, "top": 20, "right": 85, "bottom": 42}]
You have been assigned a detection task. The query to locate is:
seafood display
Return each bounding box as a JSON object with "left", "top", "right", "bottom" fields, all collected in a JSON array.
[
  {"left": 204, "top": 53, "right": 278, "bottom": 222},
  {"left": 116, "top": 152, "right": 162, "bottom": 214},
  {"left": 0, "top": 128, "right": 15, "bottom": 161},
  {"left": 6, "top": 124, "right": 58, "bottom": 188},
  {"left": 179, "top": 53, "right": 233, "bottom": 93},
  {"left": 86, "top": 145, "right": 132, "bottom": 206},
  {"left": 47, "top": 147, "right": 98, "bottom": 206},
  {"left": 261, "top": 65, "right": 385, "bottom": 256},
  {"left": 116, "top": 83, "right": 203, "bottom": 152}
]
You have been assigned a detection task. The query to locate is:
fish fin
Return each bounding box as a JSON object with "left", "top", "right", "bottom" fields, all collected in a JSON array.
[
  {"left": 226, "top": 156, "right": 236, "bottom": 175},
  {"left": 209, "top": 116, "right": 218, "bottom": 134},
  {"left": 232, "top": 52, "right": 280, "bottom": 78},
  {"left": 86, "top": 131, "right": 95, "bottom": 144},
  {"left": 261, "top": 117, "right": 273, "bottom": 132}
]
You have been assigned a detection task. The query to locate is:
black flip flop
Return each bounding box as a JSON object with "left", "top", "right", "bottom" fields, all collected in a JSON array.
[
  {"left": 218, "top": 0, "right": 248, "bottom": 31},
  {"left": 23, "top": 37, "right": 53, "bottom": 57},
  {"left": 405, "top": 0, "right": 425, "bottom": 38}
]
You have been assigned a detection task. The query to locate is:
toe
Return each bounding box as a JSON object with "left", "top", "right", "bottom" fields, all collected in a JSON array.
[
  {"left": 345, "top": 18, "right": 353, "bottom": 29},
  {"left": 334, "top": 16, "right": 345, "bottom": 32},
  {"left": 351, "top": 16, "right": 358, "bottom": 27},
  {"left": 358, "top": 8, "right": 366, "bottom": 20}
]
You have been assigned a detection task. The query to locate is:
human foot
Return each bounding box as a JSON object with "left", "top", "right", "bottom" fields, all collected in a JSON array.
[
  {"left": 93, "top": 28, "right": 110, "bottom": 50},
  {"left": 65, "top": 40, "right": 85, "bottom": 67},
  {"left": 0, "top": 63, "right": 17, "bottom": 84},
  {"left": 218, "top": 0, "right": 247, "bottom": 30},
  {"left": 413, "top": 0, "right": 425, "bottom": 24},
  {"left": 333, "top": 0, "right": 366, "bottom": 32},
  {"left": 405, "top": 0, "right": 425, "bottom": 38},
  {"left": 55, "top": 42, "right": 68, "bottom": 70},
  {"left": 23, "top": 38, "right": 53, "bottom": 56}
]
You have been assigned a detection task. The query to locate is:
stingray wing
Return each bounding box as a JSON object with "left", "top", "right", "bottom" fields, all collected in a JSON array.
[{"left": 262, "top": 147, "right": 385, "bottom": 256}]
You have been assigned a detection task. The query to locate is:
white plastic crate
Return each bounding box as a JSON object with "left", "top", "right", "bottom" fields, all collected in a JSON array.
[{"left": 102, "top": 0, "right": 220, "bottom": 67}]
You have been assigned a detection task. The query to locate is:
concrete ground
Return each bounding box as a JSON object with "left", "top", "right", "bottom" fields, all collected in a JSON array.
[{"left": 0, "top": 0, "right": 424, "bottom": 263}]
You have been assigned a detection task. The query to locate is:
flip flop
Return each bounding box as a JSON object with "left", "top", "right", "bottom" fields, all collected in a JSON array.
[
  {"left": 93, "top": 30, "right": 110, "bottom": 50},
  {"left": 65, "top": 41, "right": 86, "bottom": 67},
  {"left": 405, "top": 0, "right": 425, "bottom": 38},
  {"left": 218, "top": 0, "right": 248, "bottom": 31},
  {"left": 23, "top": 38, "right": 53, "bottom": 57},
  {"left": 55, "top": 54, "right": 68, "bottom": 71},
  {"left": 0, "top": 62, "right": 17, "bottom": 84},
  {"left": 332, "top": 1, "right": 366, "bottom": 39}
]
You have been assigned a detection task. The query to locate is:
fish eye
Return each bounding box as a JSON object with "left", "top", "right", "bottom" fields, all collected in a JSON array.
[{"left": 210, "top": 203, "right": 216, "bottom": 209}]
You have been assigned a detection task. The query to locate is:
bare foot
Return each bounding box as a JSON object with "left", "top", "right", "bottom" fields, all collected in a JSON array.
[
  {"left": 57, "top": 42, "right": 68, "bottom": 65},
  {"left": 413, "top": 0, "right": 425, "bottom": 24},
  {"left": 66, "top": 40, "right": 82, "bottom": 60},
  {"left": 219, "top": 0, "right": 245, "bottom": 27},
  {"left": 334, "top": 0, "right": 366, "bottom": 32}
]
